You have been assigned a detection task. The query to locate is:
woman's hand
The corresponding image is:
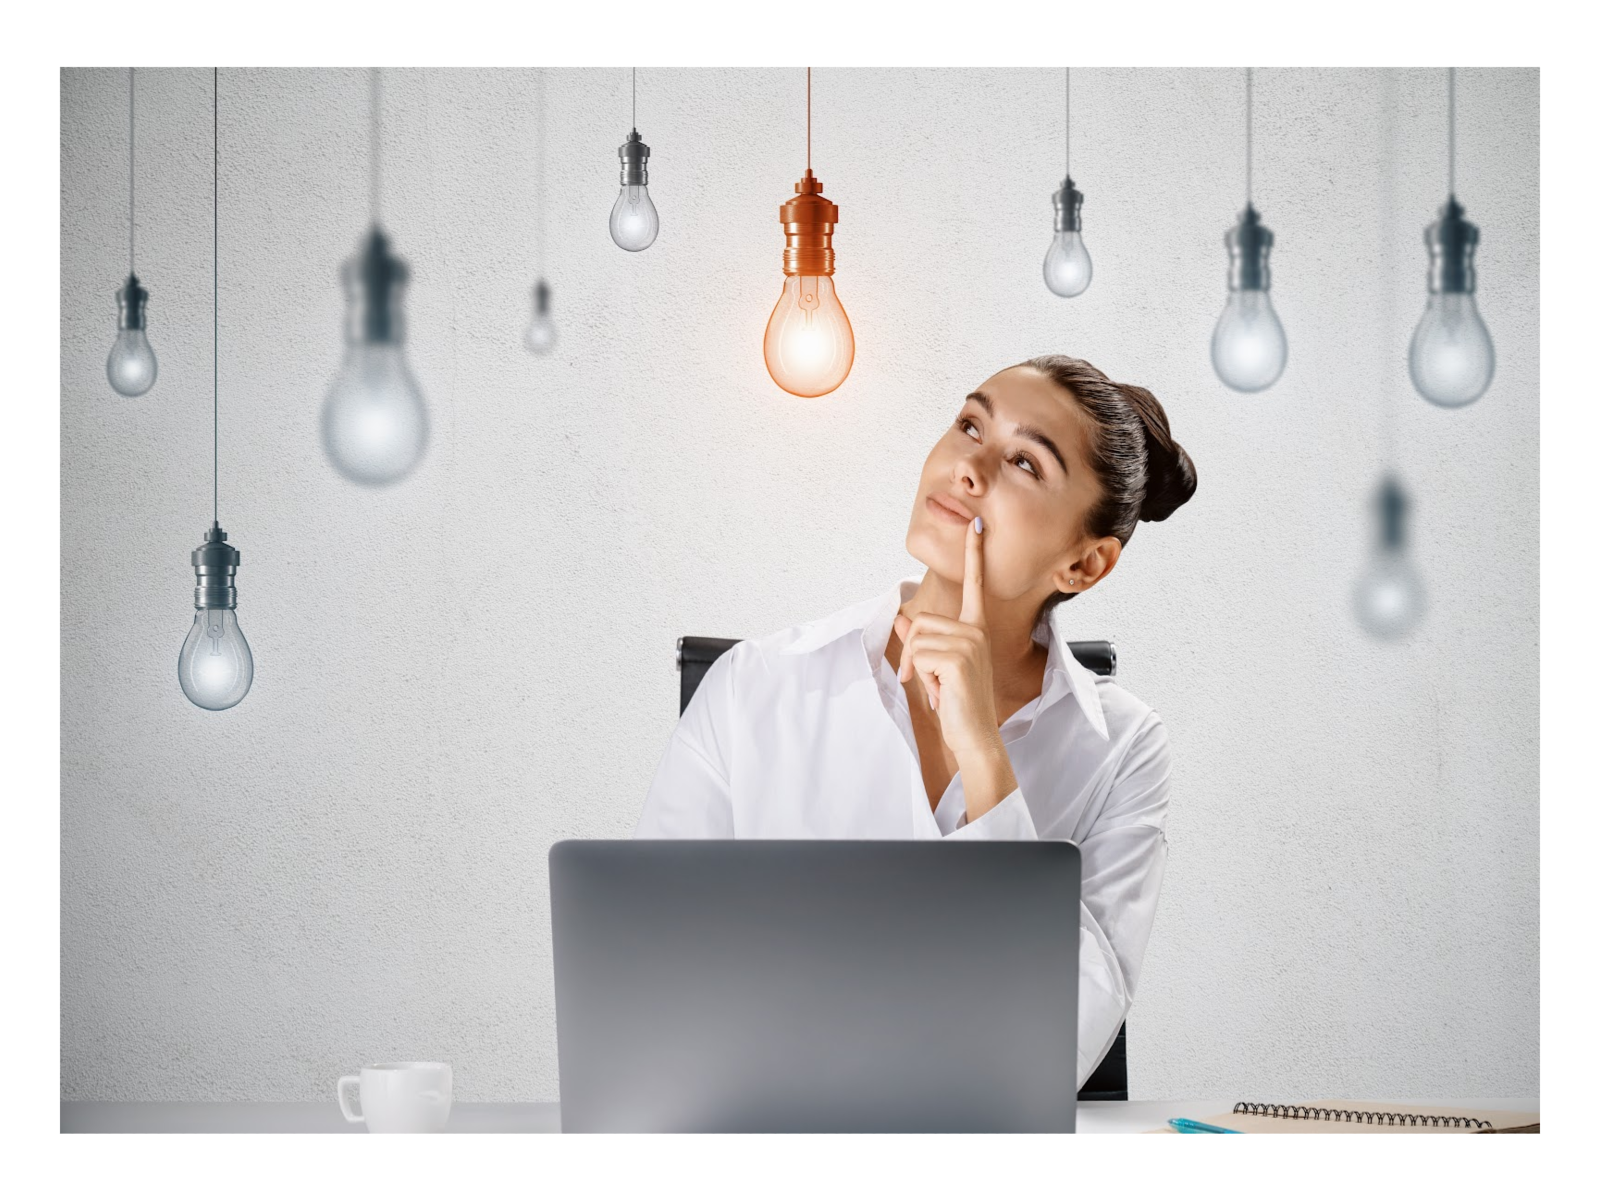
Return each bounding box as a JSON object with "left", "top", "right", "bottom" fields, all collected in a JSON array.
[{"left": 892, "top": 516, "right": 1006, "bottom": 765}]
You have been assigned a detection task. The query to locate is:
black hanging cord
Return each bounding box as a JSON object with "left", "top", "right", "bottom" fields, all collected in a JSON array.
[
  {"left": 370, "top": 68, "right": 382, "bottom": 227},
  {"left": 213, "top": 67, "right": 219, "bottom": 525},
  {"left": 807, "top": 67, "right": 811, "bottom": 171},
  {"left": 128, "top": 67, "right": 135, "bottom": 275},
  {"left": 1065, "top": 66, "right": 1070, "bottom": 176},
  {"left": 632, "top": 66, "right": 636, "bottom": 130},
  {"left": 1245, "top": 67, "right": 1253, "bottom": 204},
  {"left": 1448, "top": 66, "right": 1456, "bottom": 197}
]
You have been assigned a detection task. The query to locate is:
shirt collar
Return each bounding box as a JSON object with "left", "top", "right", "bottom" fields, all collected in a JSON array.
[{"left": 779, "top": 574, "right": 1110, "bottom": 740}]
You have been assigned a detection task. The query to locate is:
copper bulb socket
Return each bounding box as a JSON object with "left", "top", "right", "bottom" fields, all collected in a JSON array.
[{"left": 778, "top": 169, "right": 839, "bottom": 277}]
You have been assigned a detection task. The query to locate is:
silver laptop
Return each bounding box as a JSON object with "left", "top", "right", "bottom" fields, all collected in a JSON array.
[{"left": 549, "top": 839, "right": 1081, "bottom": 1132}]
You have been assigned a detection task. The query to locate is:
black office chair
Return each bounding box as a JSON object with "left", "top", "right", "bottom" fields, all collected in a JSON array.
[{"left": 675, "top": 634, "right": 1131, "bottom": 1103}]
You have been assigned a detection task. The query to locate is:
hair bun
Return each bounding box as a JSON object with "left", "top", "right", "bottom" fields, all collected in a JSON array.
[{"left": 1117, "top": 382, "right": 1197, "bottom": 523}]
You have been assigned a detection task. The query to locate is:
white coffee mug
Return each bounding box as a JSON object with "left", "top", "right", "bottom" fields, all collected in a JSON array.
[{"left": 336, "top": 1062, "right": 453, "bottom": 1133}]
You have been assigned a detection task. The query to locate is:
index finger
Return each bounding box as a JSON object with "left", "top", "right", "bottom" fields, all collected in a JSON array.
[{"left": 960, "top": 516, "right": 986, "bottom": 627}]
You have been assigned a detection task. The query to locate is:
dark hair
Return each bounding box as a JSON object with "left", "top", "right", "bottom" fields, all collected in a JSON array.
[{"left": 1018, "top": 354, "right": 1198, "bottom": 618}]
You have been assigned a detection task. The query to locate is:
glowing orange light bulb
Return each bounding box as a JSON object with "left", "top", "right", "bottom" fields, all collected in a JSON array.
[{"left": 763, "top": 169, "right": 854, "bottom": 397}]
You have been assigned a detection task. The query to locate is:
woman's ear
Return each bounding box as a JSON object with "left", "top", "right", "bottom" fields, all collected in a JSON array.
[{"left": 1051, "top": 537, "right": 1121, "bottom": 592}]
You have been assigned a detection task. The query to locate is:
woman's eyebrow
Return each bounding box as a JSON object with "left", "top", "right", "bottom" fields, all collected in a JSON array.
[{"left": 964, "top": 391, "right": 1070, "bottom": 477}]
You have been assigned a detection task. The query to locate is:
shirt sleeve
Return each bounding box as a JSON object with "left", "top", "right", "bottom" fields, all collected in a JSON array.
[
  {"left": 944, "top": 786, "right": 1039, "bottom": 840},
  {"left": 632, "top": 647, "right": 739, "bottom": 839},
  {"left": 1072, "top": 712, "right": 1173, "bottom": 1091}
]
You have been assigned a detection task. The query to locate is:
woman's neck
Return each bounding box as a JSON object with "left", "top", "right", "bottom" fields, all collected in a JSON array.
[{"left": 897, "top": 569, "right": 1049, "bottom": 703}]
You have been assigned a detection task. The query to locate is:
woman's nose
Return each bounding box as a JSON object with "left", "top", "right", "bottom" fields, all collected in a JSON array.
[{"left": 951, "top": 454, "right": 991, "bottom": 493}]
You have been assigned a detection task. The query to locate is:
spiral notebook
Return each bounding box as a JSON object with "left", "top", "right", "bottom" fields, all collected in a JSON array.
[{"left": 1151, "top": 1100, "right": 1540, "bottom": 1134}]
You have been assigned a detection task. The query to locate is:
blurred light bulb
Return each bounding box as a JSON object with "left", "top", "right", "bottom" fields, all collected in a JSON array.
[
  {"left": 1352, "top": 475, "right": 1426, "bottom": 641},
  {"left": 1211, "top": 205, "right": 1287, "bottom": 392},
  {"left": 1042, "top": 177, "right": 1092, "bottom": 298},
  {"left": 763, "top": 169, "right": 854, "bottom": 398},
  {"left": 1409, "top": 196, "right": 1494, "bottom": 408},
  {"left": 610, "top": 130, "right": 659, "bottom": 252},
  {"left": 107, "top": 274, "right": 158, "bottom": 396},
  {"left": 178, "top": 523, "right": 254, "bottom": 711},
  {"left": 321, "top": 228, "right": 428, "bottom": 486},
  {"left": 1354, "top": 552, "right": 1426, "bottom": 640},
  {"left": 524, "top": 279, "right": 558, "bottom": 355}
]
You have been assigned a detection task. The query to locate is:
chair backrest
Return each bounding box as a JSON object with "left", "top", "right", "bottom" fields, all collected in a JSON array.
[{"left": 674, "top": 632, "right": 1130, "bottom": 1103}]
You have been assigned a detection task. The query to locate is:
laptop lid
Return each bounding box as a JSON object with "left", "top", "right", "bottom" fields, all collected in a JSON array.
[{"left": 549, "top": 839, "right": 1081, "bottom": 1132}]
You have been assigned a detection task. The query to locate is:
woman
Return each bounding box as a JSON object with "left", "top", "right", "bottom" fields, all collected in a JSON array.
[{"left": 634, "top": 353, "right": 1198, "bottom": 1092}]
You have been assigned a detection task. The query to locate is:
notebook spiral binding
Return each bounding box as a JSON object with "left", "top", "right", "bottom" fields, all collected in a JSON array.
[{"left": 1232, "top": 1102, "right": 1493, "bottom": 1129}]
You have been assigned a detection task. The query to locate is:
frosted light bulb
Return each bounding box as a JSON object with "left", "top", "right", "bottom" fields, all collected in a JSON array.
[
  {"left": 610, "top": 130, "right": 658, "bottom": 252},
  {"left": 1409, "top": 196, "right": 1494, "bottom": 408},
  {"left": 1042, "top": 177, "right": 1092, "bottom": 298},
  {"left": 524, "top": 279, "right": 558, "bottom": 355},
  {"left": 106, "top": 274, "right": 158, "bottom": 396},
  {"left": 321, "top": 228, "right": 428, "bottom": 486},
  {"left": 1211, "top": 204, "right": 1287, "bottom": 392},
  {"left": 764, "top": 275, "right": 855, "bottom": 398},
  {"left": 1351, "top": 476, "right": 1425, "bottom": 641},
  {"left": 764, "top": 169, "right": 854, "bottom": 398},
  {"left": 178, "top": 524, "right": 254, "bottom": 711}
]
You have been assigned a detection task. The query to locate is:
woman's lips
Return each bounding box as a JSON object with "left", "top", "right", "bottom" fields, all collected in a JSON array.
[{"left": 926, "top": 494, "right": 973, "bottom": 524}]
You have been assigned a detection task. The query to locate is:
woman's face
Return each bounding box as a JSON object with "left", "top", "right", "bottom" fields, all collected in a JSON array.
[{"left": 906, "top": 365, "right": 1105, "bottom": 604}]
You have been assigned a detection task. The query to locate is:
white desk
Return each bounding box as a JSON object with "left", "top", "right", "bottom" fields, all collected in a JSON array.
[{"left": 60, "top": 1099, "right": 1536, "bottom": 1134}]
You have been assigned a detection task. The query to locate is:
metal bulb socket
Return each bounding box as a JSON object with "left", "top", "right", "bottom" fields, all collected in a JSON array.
[
  {"left": 1377, "top": 475, "right": 1409, "bottom": 550},
  {"left": 1225, "top": 204, "right": 1274, "bottom": 292},
  {"left": 344, "top": 226, "right": 409, "bottom": 345},
  {"left": 778, "top": 169, "right": 839, "bottom": 277},
  {"left": 116, "top": 273, "right": 149, "bottom": 331},
  {"left": 533, "top": 279, "right": 551, "bottom": 316},
  {"left": 619, "top": 129, "right": 650, "bottom": 187},
  {"left": 1051, "top": 176, "right": 1085, "bottom": 233},
  {"left": 1424, "top": 195, "right": 1479, "bottom": 295},
  {"left": 191, "top": 522, "right": 241, "bottom": 610}
]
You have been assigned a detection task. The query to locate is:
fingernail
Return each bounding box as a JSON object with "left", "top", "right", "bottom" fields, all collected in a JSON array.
[{"left": 974, "top": 516, "right": 983, "bottom": 534}]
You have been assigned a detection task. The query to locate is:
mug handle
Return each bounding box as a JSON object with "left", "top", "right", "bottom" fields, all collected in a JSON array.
[{"left": 336, "top": 1075, "right": 363, "bottom": 1124}]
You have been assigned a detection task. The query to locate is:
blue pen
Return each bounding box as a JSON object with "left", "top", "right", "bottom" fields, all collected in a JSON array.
[{"left": 1169, "top": 1117, "right": 1245, "bottom": 1134}]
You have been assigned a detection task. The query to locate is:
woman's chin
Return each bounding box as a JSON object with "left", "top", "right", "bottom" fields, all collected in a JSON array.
[{"left": 905, "top": 526, "right": 961, "bottom": 576}]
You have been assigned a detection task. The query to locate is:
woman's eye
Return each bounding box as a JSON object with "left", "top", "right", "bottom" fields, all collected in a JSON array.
[{"left": 957, "top": 416, "right": 1040, "bottom": 479}]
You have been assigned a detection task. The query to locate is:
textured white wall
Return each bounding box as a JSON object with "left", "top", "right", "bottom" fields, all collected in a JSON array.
[{"left": 60, "top": 67, "right": 1538, "bottom": 1102}]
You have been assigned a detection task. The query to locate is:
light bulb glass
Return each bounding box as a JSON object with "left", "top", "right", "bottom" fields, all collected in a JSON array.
[
  {"left": 1352, "top": 549, "right": 1426, "bottom": 641},
  {"left": 1211, "top": 290, "right": 1288, "bottom": 392},
  {"left": 763, "top": 275, "right": 854, "bottom": 398},
  {"left": 178, "top": 606, "right": 254, "bottom": 711},
  {"left": 107, "top": 329, "right": 158, "bottom": 397},
  {"left": 1043, "top": 231, "right": 1093, "bottom": 298},
  {"left": 609, "top": 184, "right": 659, "bottom": 252},
  {"left": 525, "top": 316, "right": 558, "bottom": 356},
  {"left": 322, "top": 344, "right": 429, "bottom": 486},
  {"left": 525, "top": 284, "right": 557, "bottom": 355},
  {"left": 1409, "top": 292, "right": 1494, "bottom": 408}
]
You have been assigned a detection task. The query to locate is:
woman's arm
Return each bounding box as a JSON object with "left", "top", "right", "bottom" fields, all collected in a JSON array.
[
  {"left": 1071, "top": 711, "right": 1173, "bottom": 1090},
  {"left": 633, "top": 650, "right": 737, "bottom": 838},
  {"left": 894, "top": 515, "right": 1032, "bottom": 834}
]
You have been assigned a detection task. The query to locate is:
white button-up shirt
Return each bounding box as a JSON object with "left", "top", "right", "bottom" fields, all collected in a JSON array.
[{"left": 634, "top": 574, "right": 1173, "bottom": 1091}]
